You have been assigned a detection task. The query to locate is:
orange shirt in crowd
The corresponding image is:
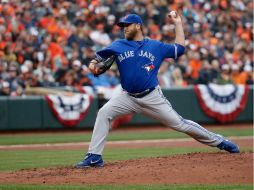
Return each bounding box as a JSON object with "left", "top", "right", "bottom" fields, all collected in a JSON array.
[
  {"left": 189, "top": 59, "right": 202, "bottom": 79},
  {"left": 0, "top": 4, "right": 15, "bottom": 16},
  {"left": 48, "top": 42, "right": 64, "bottom": 60},
  {"left": 238, "top": 72, "right": 251, "bottom": 84},
  {"left": 0, "top": 41, "right": 7, "bottom": 50},
  {"left": 236, "top": 26, "right": 252, "bottom": 43},
  {"left": 57, "top": 27, "right": 71, "bottom": 39},
  {"left": 188, "top": 39, "right": 202, "bottom": 49},
  {"left": 39, "top": 17, "right": 56, "bottom": 29},
  {"left": 231, "top": 73, "right": 243, "bottom": 84},
  {"left": 40, "top": 17, "right": 70, "bottom": 39}
]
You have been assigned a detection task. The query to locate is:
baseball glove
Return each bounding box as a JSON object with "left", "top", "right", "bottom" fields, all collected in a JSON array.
[{"left": 93, "top": 55, "right": 116, "bottom": 77}]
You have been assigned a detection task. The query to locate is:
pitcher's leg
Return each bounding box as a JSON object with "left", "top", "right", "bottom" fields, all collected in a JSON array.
[
  {"left": 169, "top": 117, "right": 239, "bottom": 153},
  {"left": 140, "top": 87, "right": 223, "bottom": 147},
  {"left": 88, "top": 91, "right": 140, "bottom": 155},
  {"left": 175, "top": 118, "right": 223, "bottom": 146},
  {"left": 144, "top": 103, "right": 223, "bottom": 146}
]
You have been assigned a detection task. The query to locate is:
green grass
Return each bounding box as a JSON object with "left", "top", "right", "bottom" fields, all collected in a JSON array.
[
  {"left": 0, "top": 147, "right": 211, "bottom": 171},
  {"left": 0, "top": 145, "right": 252, "bottom": 172},
  {"left": 0, "top": 127, "right": 252, "bottom": 189},
  {"left": 0, "top": 184, "right": 252, "bottom": 190},
  {"left": 0, "top": 127, "right": 252, "bottom": 145}
]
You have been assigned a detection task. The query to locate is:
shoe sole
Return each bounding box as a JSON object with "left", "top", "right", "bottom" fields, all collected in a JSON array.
[
  {"left": 75, "top": 163, "right": 104, "bottom": 169},
  {"left": 75, "top": 165, "right": 104, "bottom": 169}
]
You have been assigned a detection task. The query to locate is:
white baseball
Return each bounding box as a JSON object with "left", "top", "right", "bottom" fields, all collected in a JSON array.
[{"left": 170, "top": 11, "right": 177, "bottom": 18}]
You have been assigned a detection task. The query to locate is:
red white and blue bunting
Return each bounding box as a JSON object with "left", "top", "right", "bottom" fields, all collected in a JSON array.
[
  {"left": 45, "top": 93, "right": 92, "bottom": 127},
  {"left": 194, "top": 84, "right": 249, "bottom": 123}
]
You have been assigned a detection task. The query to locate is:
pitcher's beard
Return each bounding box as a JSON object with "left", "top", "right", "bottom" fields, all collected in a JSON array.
[{"left": 125, "top": 30, "right": 137, "bottom": 40}]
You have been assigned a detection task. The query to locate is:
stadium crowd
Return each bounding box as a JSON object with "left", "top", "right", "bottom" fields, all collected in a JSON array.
[{"left": 0, "top": 0, "right": 253, "bottom": 96}]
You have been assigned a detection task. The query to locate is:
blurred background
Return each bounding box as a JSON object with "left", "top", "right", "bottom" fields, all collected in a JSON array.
[{"left": 0, "top": 0, "right": 253, "bottom": 97}]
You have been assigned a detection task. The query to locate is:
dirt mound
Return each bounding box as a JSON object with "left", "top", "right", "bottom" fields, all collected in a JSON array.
[{"left": 0, "top": 152, "right": 252, "bottom": 185}]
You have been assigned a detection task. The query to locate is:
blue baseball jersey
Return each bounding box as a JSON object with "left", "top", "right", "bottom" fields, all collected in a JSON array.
[{"left": 96, "top": 38, "right": 185, "bottom": 93}]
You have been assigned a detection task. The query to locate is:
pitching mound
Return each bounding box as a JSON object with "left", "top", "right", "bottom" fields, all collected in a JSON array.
[{"left": 0, "top": 152, "right": 252, "bottom": 185}]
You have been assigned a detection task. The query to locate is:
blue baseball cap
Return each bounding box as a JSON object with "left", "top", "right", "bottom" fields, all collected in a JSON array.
[{"left": 117, "top": 14, "right": 143, "bottom": 27}]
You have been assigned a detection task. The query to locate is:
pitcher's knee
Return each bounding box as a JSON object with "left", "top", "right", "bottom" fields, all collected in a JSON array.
[
  {"left": 98, "top": 106, "right": 108, "bottom": 117},
  {"left": 98, "top": 105, "right": 115, "bottom": 120}
]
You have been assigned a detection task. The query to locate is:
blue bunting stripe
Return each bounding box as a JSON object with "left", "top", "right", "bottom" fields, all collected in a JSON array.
[{"left": 207, "top": 85, "right": 237, "bottom": 104}]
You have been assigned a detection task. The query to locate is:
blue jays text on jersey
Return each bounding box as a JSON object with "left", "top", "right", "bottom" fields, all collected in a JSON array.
[
  {"left": 118, "top": 50, "right": 155, "bottom": 62},
  {"left": 96, "top": 38, "right": 185, "bottom": 93}
]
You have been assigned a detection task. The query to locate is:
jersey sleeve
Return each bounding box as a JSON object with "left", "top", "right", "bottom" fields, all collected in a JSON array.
[
  {"left": 160, "top": 42, "right": 185, "bottom": 59},
  {"left": 95, "top": 41, "right": 118, "bottom": 60}
]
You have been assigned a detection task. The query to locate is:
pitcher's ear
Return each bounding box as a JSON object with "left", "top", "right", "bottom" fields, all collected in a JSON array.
[{"left": 136, "top": 24, "right": 142, "bottom": 30}]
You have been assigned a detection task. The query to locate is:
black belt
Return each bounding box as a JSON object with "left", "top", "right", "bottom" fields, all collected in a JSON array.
[{"left": 128, "top": 87, "right": 156, "bottom": 98}]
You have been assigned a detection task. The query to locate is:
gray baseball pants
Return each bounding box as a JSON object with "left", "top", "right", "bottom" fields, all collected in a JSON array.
[{"left": 88, "top": 86, "right": 223, "bottom": 155}]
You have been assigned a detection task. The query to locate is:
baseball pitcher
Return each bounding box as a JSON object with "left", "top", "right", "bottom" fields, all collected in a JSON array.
[{"left": 75, "top": 12, "right": 240, "bottom": 168}]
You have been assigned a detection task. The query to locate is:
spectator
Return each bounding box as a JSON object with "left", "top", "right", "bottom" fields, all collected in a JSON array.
[
  {"left": 171, "top": 68, "right": 187, "bottom": 87},
  {"left": 71, "top": 60, "right": 82, "bottom": 77},
  {"left": 61, "top": 70, "right": 78, "bottom": 87},
  {"left": 231, "top": 64, "right": 242, "bottom": 85},
  {"left": 18, "top": 65, "right": 32, "bottom": 88},
  {"left": 79, "top": 65, "right": 92, "bottom": 86},
  {"left": 28, "top": 73, "right": 43, "bottom": 88},
  {"left": 54, "top": 61, "right": 69, "bottom": 86},
  {"left": 186, "top": 51, "right": 202, "bottom": 84},
  {"left": 87, "top": 72, "right": 114, "bottom": 87},
  {"left": 6, "top": 65, "right": 19, "bottom": 91},
  {"left": 89, "top": 23, "right": 111, "bottom": 49},
  {"left": 161, "top": 24, "right": 175, "bottom": 43},
  {"left": 158, "top": 61, "right": 172, "bottom": 89},
  {"left": 0, "top": 62, "right": 8, "bottom": 80},
  {"left": 104, "top": 69, "right": 120, "bottom": 86},
  {"left": 239, "top": 64, "right": 254, "bottom": 85},
  {"left": 210, "top": 59, "right": 220, "bottom": 83},
  {"left": 10, "top": 85, "right": 24, "bottom": 97},
  {"left": 215, "top": 64, "right": 234, "bottom": 85},
  {"left": 104, "top": 14, "right": 116, "bottom": 34},
  {"left": 0, "top": 81, "right": 11, "bottom": 96},
  {"left": 195, "top": 60, "right": 212, "bottom": 85},
  {"left": 108, "top": 25, "right": 122, "bottom": 41},
  {"left": 0, "top": 0, "right": 252, "bottom": 96},
  {"left": 81, "top": 47, "right": 96, "bottom": 66},
  {"left": 41, "top": 72, "right": 56, "bottom": 87}
]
